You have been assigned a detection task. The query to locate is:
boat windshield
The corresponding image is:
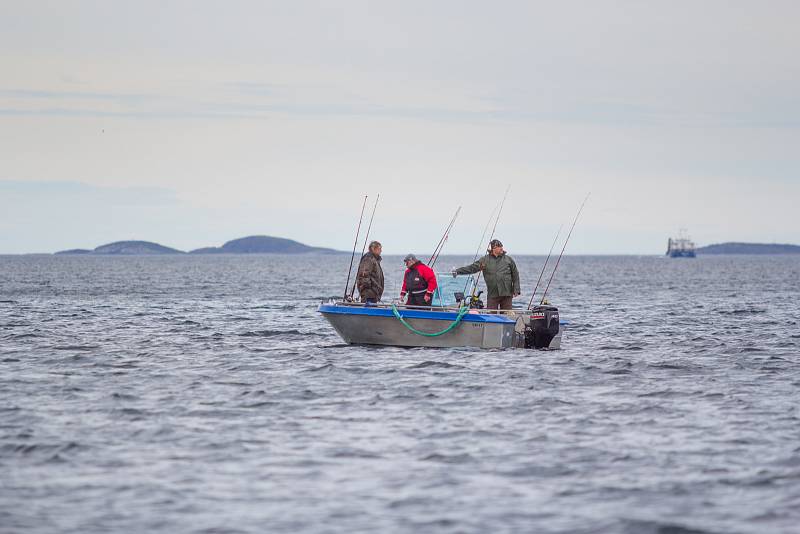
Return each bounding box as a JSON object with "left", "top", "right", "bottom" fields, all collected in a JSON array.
[{"left": 432, "top": 273, "right": 476, "bottom": 307}]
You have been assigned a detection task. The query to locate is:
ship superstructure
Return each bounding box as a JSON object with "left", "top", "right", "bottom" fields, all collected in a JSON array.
[{"left": 666, "top": 230, "right": 696, "bottom": 258}]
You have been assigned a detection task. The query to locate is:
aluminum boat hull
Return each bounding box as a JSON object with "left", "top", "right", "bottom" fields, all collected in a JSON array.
[{"left": 318, "top": 303, "right": 562, "bottom": 349}]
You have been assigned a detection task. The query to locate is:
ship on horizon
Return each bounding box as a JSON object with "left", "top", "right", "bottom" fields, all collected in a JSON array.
[{"left": 666, "top": 230, "right": 696, "bottom": 258}]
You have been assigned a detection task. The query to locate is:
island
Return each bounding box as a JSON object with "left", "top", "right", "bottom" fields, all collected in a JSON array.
[
  {"left": 696, "top": 242, "right": 800, "bottom": 255},
  {"left": 54, "top": 248, "right": 93, "bottom": 255},
  {"left": 54, "top": 236, "right": 343, "bottom": 255},
  {"left": 189, "top": 235, "right": 341, "bottom": 254},
  {"left": 56, "top": 241, "right": 184, "bottom": 255}
]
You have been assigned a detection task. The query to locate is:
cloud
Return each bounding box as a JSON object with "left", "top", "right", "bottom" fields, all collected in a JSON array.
[
  {"left": 0, "top": 71, "right": 502, "bottom": 123},
  {"left": 0, "top": 88, "right": 151, "bottom": 102},
  {"left": 1, "top": 2, "right": 798, "bottom": 253},
  {"left": 0, "top": 180, "right": 177, "bottom": 206},
  {"left": 3, "top": 69, "right": 797, "bottom": 128}
]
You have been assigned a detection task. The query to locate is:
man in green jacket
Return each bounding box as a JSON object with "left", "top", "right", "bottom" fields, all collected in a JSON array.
[{"left": 453, "top": 239, "right": 520, "bottom": 310}]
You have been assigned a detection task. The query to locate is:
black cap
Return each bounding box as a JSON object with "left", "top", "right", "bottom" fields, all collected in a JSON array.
[{"left": 489, "top": 239, "right": 503, "bottom": 248}]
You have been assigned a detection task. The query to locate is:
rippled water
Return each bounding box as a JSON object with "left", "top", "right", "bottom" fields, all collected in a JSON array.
[{"left": 1, "top": 254, "right": 799, "bottom": 533}]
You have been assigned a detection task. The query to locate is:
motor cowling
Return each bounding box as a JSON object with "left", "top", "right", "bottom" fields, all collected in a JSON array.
[{"left": 524, "top": 305, "right": 560, "bottom": 349}]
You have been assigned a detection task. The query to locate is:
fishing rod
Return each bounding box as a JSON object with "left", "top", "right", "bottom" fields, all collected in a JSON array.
[
  {"left": 539, "top": 192, "right": 590, "bottom": 305},
  {"left": 471, "top": 185, "right": 510, "bottom": 297},
  {"left": 342, "top": 195, "right": 368, "bottom": 301},
  {"left": 348, "top": 194, "right": 380, "bottom": 299},
  {"left": 460, "top": 203, "right": 498, "bottom": 295},
  {"left": 428, "top": 206, "right": 461, "bottom": 269},
  {"left": 428, "top": 206, "right": 461, "bottom": 265},
  {"left": 488, "top": 184, "right": 511, "bottom": 244},
  {"left": 471, "top": 203, "right": 498, "bottom": 263},
  {"left": 528, "top": 223, "right": 563, "bottom": 309}
]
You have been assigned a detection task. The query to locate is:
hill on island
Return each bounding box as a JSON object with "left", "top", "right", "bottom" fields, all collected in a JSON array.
[
  {"left": 56, "top": 241, "right": 183, "bottom": 255},
  {"left": 696, "top": 242, "right": 800, "bottom": 255},
  {"left": 190, "top": 235, "right": 341, "bottom": 254},
  {"left": 55, "top": 236, "right": 343, "bottom": 255}
]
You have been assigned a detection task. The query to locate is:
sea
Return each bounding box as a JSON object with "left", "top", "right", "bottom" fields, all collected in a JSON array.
[{"left": 1, "top": 254, "right": 799, "bottom": 534}]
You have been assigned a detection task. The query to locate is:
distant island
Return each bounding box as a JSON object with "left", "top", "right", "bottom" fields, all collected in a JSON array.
[
  {"left": 696, "top": 242, "right": 800, "bottom": 255},
  {"left": 55, "top": 240, "right": 184, "bottom": 255},
  {"left": 189, "top": 235, "right": 339, "bottom": 254},
  {"left": 47, "top": 238, "right": 800, "bottom": 256},
  {"left": 55, "top": 236, "right": 343, "bottom": 255}
]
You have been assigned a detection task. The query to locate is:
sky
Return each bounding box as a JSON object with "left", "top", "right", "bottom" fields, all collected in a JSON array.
[{"left": 1, "top": 0, "right": 798, "bottom": 254}]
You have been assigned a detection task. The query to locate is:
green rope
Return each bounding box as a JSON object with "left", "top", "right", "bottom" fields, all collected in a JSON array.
[{"left": 390, "top": 304, "right": 470, "bottom": 337}]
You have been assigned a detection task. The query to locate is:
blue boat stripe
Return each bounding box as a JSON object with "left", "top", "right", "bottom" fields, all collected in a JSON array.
[{"left": 318, "top": 304, "right": 515, "bottom": 324}]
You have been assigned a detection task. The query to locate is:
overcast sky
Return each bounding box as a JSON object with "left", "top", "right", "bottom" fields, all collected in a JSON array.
[{"left": 1, "top": 1, "right": 798, "bottom": 254}]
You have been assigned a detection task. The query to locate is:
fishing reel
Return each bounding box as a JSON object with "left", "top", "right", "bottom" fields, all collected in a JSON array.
[
  {"left": 469, "top": 290, "right": 484, "bottom": 309},
  {"left": 454, "top": 291, "right": 483, "bottom": 308}
]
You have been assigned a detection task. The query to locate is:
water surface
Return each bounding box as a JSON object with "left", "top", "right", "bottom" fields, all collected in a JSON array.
[{"left": 1, "top": 254, "right": 799, "bottom": 533}]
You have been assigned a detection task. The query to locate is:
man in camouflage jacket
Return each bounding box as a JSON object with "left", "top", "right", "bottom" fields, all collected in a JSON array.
[{"left": 356, "top": 241, "right": 384, "bottom": 304}]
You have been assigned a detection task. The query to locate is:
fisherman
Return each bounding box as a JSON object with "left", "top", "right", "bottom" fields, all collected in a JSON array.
[
  {"left": 453, "top": 239, "right": 520, "bottom": 310},
  {"left": 356, "top": 241, "right": 384, "bottom": 304},
  {"left": 400, "top": 254, "right": 437, "bottom": 306}
]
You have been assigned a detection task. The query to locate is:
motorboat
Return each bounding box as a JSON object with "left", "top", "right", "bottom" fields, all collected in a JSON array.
[{"left": 319, "top": 274, "right": 563, "bottom": 349}]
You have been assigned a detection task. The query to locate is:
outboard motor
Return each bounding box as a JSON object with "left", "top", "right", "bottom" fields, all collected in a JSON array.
[{"left": 524, "top": 305, "right": 560, "bottom": 349}]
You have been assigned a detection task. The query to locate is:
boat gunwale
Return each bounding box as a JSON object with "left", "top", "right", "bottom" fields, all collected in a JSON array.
[{"left": 318, "top": 301, "right": 518, "bottom": 323}]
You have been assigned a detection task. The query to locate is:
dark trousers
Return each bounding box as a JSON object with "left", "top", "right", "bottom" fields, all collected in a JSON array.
[
  {"left": 486, "top": 296, "right": 513, "bottom": 310},
  {"left": 406, "top": 292, "right": 430, "bottom": 307},
  {"left": 361, "top": 297, "right": 377, "bottom": 305}
]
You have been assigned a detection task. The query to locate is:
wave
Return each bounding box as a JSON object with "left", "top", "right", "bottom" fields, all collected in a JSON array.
[
  {"left": 420, "top": 452, "right": 475, "bottom": 464},
  {"left": 239, "top": 329, "right": 326, "bottom": 337},
  {"left": 329, "top": 447, "right": 382, "bottom": 459},
  {"left": 598, "top": 344, "right": 645, "bottom": 351},
  {"left": 619, "top": 519, "right": 719, "bottom": 534},
  {"left": 407, "top": 360, "right": 464, "bottom": 369},
  {"left": 0, "top": 441, "right": 85, "bottom": 459},
  {"left": 305, "top": 363, "right": 335, "bottom": 372},
  {"left": 636, "top": 389, "right": 684, "bottom": 398},
  {"left": 719, "top": 308, "right": 767, "bottom": 315},
  {"left": 604, "top": 368, "right": 633, "bottom": 375},
  {"left": 240, "top": 400, "right": 278, "bottom": 408},
  {"left": 6, "top": 333, "right": 41, "bottom": 339}
]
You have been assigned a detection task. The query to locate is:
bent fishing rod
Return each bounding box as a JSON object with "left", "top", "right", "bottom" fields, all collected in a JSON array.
[
  {"left": 539, "top": 192, "right": 590, "bottom": 305},
  {"left": 342, "top": 194, "right": 368, "bottom": 301},
  {"left": 527, "top": 223, "right": 563, "bottom": 309},
  {"left": 428, "top": 206, "right": 461, "bottom": 269},
  {"left": 348, "top": 194, "right": 380, "bottom": 299}
]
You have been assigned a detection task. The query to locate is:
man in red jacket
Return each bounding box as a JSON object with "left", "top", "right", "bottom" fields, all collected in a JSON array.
[{"left": 400, "top": 254, "right": 438, "bottom": 306}]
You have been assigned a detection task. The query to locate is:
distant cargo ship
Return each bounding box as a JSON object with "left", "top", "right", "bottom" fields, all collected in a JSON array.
[{"left": 666, "top": 231, "right": 696, "bottom": 258}]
